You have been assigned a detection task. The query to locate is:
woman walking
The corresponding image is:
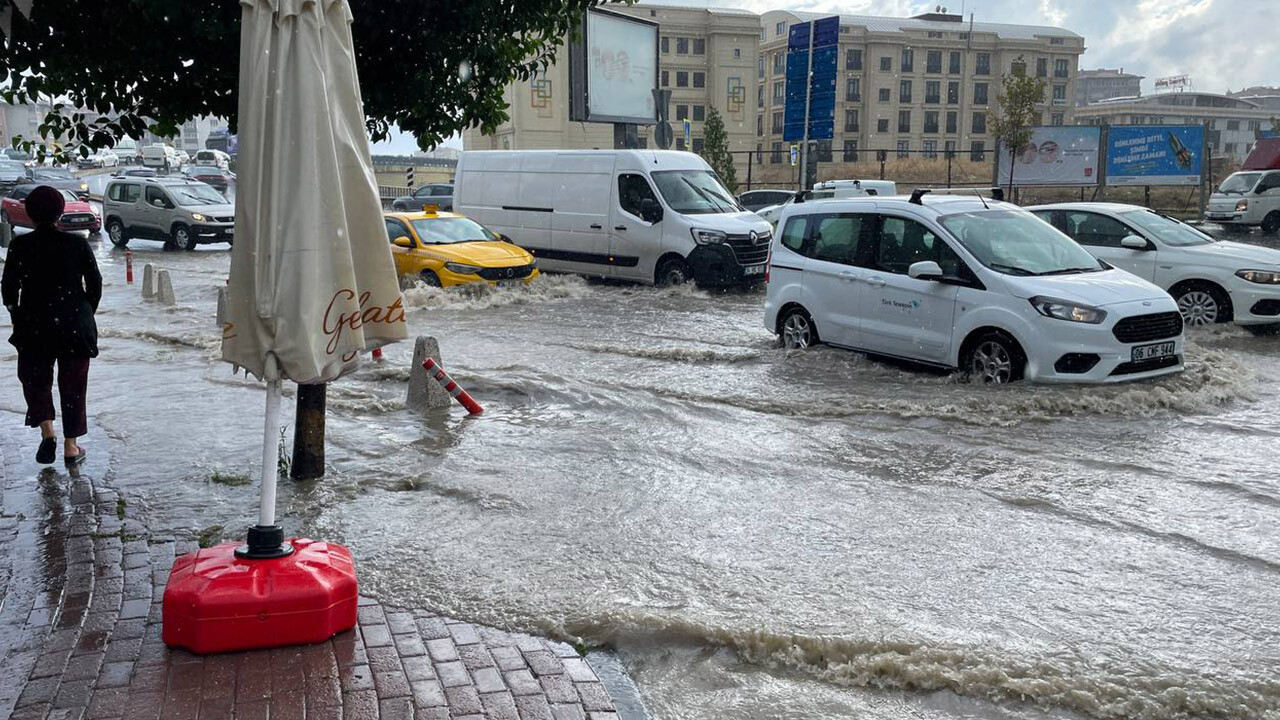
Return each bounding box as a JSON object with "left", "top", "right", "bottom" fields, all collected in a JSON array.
[{"left": 1, "top": 185, "right": 102, "bottom": 466}]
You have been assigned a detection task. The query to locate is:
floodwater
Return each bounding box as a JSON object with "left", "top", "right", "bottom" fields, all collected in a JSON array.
[{"left": 2, "top": 226, "right": 1279, "bottom": 720}]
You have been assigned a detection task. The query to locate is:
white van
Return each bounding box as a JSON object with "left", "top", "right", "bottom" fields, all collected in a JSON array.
[
  {"left": 194, "top": 149, "right": 231, "bottom": 169},
  {"left": 765, "top": 192, "right": 1185, "bottom": 384},
  {"left": 1205, "top": 169, "right": 1280, "bottom": 234},
  {"left": 455, "top": 150, "right": 774, "bottom": 287},
  {"left": 141, "top": 144, "right": 178, "bottom": 170}
]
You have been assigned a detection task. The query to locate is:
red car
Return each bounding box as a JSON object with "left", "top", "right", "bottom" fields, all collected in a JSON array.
[
  {"left": 184, "top": 165, "right": 234, "bottom": 193},
  {"left": 2, "top": 184, "right": 101, "bottom": 234}
]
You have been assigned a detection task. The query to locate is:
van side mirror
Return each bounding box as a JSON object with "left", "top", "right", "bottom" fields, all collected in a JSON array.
[
  {"left": 639, "top": 197, "right": 663, "bottom": 224},
  {"left": 1120, "top": 235, "right": 1149, "bottom": 250},
  {"left": 152, "top": 198, "right": 166, "bottom": 208},
  {"left": 393, "top": 236, "right": 413, "bottom": 248},
  {"left": 908, "top": 260, "right": 943, "bottom": 280}
]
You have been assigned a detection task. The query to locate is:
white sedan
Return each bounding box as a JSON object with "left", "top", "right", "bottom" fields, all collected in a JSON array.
[{"left": 1029, "top": 202, "right": 1280, "bottom": 334}]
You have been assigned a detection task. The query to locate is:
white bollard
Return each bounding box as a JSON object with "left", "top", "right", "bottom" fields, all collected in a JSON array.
[
  {"left": 215, "top": 286, "right": 227, "bottom": 327},
  {"left": 406, "top": 336, "right": 453, "bottom": 411},
  {"left": 156, "top": 269, "right": 175, "bottom": 306},
  {"left": 142, "top": 264, "right": 157, "bottom": 299}
]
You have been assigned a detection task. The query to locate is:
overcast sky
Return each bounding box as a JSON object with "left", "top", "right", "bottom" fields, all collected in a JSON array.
[{"left": 374, "top": 0, "right": 1277, "bottom": 154}]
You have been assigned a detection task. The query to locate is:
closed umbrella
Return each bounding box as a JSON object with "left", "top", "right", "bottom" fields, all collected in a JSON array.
[{"left": 222, "top": 0, "right": 407, "bottom": 556}]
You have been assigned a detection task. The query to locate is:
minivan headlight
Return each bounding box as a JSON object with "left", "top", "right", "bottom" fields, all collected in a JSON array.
[
  {"left": 691, "top": 228, "right": 727, "bottom": 245},
  {"left": 1236, "top": 199, "right": 1249, "bottom": 212},
  {"left": 190, "top": 213, "right": 207, "bottom": 222},
  {"left": 1029, "top": 296, "right": 1107, "bottom": 324},
  {"left": 444, "top": 262, "right": 481, "bottom": 275},
  {"left": 1236, "top": 269, "right": 1280, "bottom": 284}
]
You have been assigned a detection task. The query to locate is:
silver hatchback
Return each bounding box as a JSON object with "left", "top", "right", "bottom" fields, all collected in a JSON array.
[{"left": 103, "top": 177, "right": 234, "bottom": 251}]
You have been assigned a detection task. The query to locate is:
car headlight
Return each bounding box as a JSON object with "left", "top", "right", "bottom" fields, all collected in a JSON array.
[
  {"left": 190, "top": 213, "right": 207, "bottom": 222},
  {"left": 444, "top": 262, "right": 481, "bottom": 275},
  {"left": 691, "top": 228, "right": 727, "bottom": 245},
  {"left": 1236, "top": 269, "right": 1280, "bottom": 284},
  {"left": 1029, "top": 296, "right": 1107, "bottom": 324},
  {"left": 80, "top": 182, "right": 88, "bottom": 190},
  {"left": 1236, "top": 199, "right": 1249, "bottom": 212}
]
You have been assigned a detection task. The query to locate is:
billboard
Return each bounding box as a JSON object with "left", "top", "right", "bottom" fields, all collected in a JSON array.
[
  {"left": 568, "top": 9, "right": 658, "bottom": 124},
  {"left": 1105, "top": 125, "right": 1203, "bottom": 186},
  {"left": 997, "top": 126, "right": 1101, "bottom": 186}
]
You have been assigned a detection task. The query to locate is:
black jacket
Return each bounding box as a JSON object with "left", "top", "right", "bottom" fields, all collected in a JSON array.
[{"left": 2, "top": 225, "right": 102, "bottom": 357}]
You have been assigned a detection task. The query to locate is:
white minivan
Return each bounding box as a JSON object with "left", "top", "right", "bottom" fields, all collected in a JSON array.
[
  {"left": 455, "top": 150, "right": 774, "bottom": 287},
  {"left": 1204, "top": 169, "right": 1280, "bottom": 234},
  {"left": 765, "top": 193, "right": 1186, "bottom": 384},
  {"left": 141, "top": 144, "right": 178, "bottom": 170}
]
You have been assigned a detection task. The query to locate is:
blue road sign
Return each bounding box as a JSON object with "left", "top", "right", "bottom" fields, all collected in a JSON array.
[
  {"left": 781, "top": 17, "right": 841, "bottom": 144},
  {"left": 813, "top": 16, "right": 839, "bottom": 47}
]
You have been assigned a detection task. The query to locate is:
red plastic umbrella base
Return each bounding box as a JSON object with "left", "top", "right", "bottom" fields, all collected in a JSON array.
[{"left": 162, "top": 538, "right": 358, "bottom": 655}]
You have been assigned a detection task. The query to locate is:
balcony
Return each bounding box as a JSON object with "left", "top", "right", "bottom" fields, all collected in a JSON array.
[{"left": 1052, "top": 98, "right": 1068, "bottom": 107}]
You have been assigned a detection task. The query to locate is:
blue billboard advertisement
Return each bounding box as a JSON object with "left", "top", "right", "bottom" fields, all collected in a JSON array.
[{"left": 1106, "top": 125, "right": 1203, "bottom": 186}]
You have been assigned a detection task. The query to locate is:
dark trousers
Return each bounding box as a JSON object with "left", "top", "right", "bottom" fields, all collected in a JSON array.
[{"left": 17, "top": 353, "right": 90, "bottom": 439}]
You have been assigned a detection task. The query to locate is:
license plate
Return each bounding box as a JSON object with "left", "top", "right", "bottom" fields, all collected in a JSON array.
[
  {"left": 497, "top": 279, "right": 522, "bottom": 289},
  {"left": 743, "top": 264, "right": 766, "bottom": 276},
  {"left": 1132, "top": 341, "right": 1175, "bottom": 362},
  {"left": 225, "top": 227, "right": 234, "bottom": 236}
]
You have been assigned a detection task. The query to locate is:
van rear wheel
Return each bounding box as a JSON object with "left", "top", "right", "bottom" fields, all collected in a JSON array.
[
  {"left": 1262, "top": 212, "right": 1280, "bottom": 235},
  {"left": 779, "top": 307, "right": 818, "bottom": 349}
]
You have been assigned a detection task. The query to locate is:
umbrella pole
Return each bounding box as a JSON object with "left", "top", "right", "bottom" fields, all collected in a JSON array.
[{"left": 235, "top": 379, "right": 294, "bottom": 560}]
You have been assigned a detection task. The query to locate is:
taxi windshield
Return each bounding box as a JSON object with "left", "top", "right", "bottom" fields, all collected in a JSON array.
[
  {"left": 940, "top": 209, "right": 1104, "bottom": 276},
  {"left": 411, "top": 216, "right": 497, "bottom": 244}
]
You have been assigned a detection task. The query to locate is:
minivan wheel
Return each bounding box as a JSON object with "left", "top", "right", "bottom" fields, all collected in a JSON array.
[
  {"left": 964, "top": 332, "right": 1025, "bottom": 384},
  {"left": 172, "top": 224, "right": 198, "bottom": 252},
  {"left": 1262, "top": 212, "right": 1280, "bottom": 235},
  {"left": 107, "top": 219, "right": 129, "bottom": 248},
  {"left": 655, "top": 257, "right": 690, "bottom": 287},
  {"left": 779, "top": 307, "right": 818, "bottom": 349},
  {"left": 419, "top": 270, "right": 443, "bottom": 288},
  {"left": 1173, "top": 283, "right": 1229, "bottom": 325}
]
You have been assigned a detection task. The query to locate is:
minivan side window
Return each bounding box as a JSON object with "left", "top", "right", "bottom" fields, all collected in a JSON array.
[
  {"left": 122, "top": 184, "right": 141, "bottom": 203},
  {"left": 618, "top": 174, "right": 659, "bottom": 219},
  {"left": 1258, "top": 172, "right": 1280, "bottom": 193},
  {"left": 1063, "top": 211, "right": 1131, "bottom": 248},
  {"left": 808, "top": 214, "right": 870, "bottom": 266},
  {"left": 780, "top": 216, "right": 807, "bottom": 252},
  {"left": 145, "top": 186, "right": 172, "bottom": 208},
  {"left": 874, "top": 215, "right": 964, "bottom": 276}
]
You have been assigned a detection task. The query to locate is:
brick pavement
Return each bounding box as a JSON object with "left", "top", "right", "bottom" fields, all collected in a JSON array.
[{"left": 0, "top": 412, "right": 621, "bottom": 720}]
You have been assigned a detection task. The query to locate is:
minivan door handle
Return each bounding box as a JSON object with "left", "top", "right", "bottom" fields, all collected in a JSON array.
[
  {"left": 838, "top": 270, "right": 859, "bottom": 282},
  {"left": 590, "top": 223, "right": 603, "bottom": 229},
  {"left": 865, "top": 275, "right": 886, "bottom": 287},
  {"left": 614, "top": 226, "right": 627, "bottom": 231}
]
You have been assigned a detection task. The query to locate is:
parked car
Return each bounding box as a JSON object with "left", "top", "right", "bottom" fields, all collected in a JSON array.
[
  {"left": 194, "top": 149, "right": 231, "bottom": 169},
  {"left": 175, "top": 150, "right": 190, "bottom": 166},
  {"left": 27, "top": 167, "right": 90, "bottom": 200},
  {"left": 1204, "top": 169, "right": 1280, "bottom": 234},
  {"left": 103, "top": 176, "right": 234, "bottom": 250},
  {"left": 1, "top": 148, "right": 34, "bottom": 167},
  {"left": 2, "top": 185, "right": 101, "bottom": 234},
  {"left": 78, "top": 149, "right": 119, "bottom": 168},
  {"left": 113, "top": 167, "right": 159, "bottom": 178},
  {"left": 757, "top": 181, "right": 894, "bottom": 226},
  {"left": 184, "top": 165, "right": 235, "bottom": 194},
  {"left": 1030, "top": 202, "right": 1280, "bottom": 334},
  {"left": 141, "top": 144, "right": 179, "bottom": 171},
  {"left": 0, "top": 159, "right": 27, "bottom": 193},
  {"left": 456, "top": 150, "right": 772, "bottom": 287},
  {"left": 384, "top": 209, "right": 538, "bottom": 288},
  {"left": 739, "top": 189, "right": 795, "bottom": 213},
  {"left": 765, "top": 192, "right": 1185, "bottom": 384},
  {"left": 391, "top": 183, "right": 453, "bottom": 212}
]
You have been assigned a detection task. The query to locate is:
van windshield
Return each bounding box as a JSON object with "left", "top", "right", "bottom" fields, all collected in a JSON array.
[
  {"left": 170, "top": 183, "right": 227, "bottom": 206},
  {"left": 652, "top": 170, "right": 743, "bottom": 215},
  {"left": 940, "top": 209, "right": 1104, "bottom": 276},
  {"left": 1218, "top": 172, "right": 1261, "bottom": 194}
]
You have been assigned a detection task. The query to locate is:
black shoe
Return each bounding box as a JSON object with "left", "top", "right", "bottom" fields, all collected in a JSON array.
[
  {"left": 36, "top": 437, "right": 56, "bottom": 465},
  {"left": 65, "top": 448, "right": 87, "bottom": 468}
]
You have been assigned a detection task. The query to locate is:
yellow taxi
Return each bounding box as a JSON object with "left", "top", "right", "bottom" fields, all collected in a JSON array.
[{"left": 383, "top": 209, "right": 539, "bottom": 288}]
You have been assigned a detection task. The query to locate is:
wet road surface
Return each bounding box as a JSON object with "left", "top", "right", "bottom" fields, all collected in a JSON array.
[{"left": 1, "top": 225, "right": 1278, "bottom": 720}]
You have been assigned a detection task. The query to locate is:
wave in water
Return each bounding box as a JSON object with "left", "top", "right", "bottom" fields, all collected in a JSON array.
[
  {"left": 100, "top": 326, "right": 220, "bottom": 351},
  {"left": 401, "top": 274, "right": 592, "bottom": 311},
  {"left": 569, "top": 343, "right": 764, "bottom": 364}
]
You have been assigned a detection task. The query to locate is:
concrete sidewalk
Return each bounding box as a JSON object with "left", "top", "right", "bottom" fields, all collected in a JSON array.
[{"left": 0, "top": 411, "right": 621, "bottom": 720}]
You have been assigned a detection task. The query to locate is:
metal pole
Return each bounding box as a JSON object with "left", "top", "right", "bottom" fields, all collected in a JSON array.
[
  {"left": 799, "top": 22, "right": 815, "bottom": 192},
  {"left": 259, "top": 380, "right": 282, "bottom": 527},
  {"left": 947, "top": 151, "right": 953, "bottom": 188},
  {"left": 1097, "top": 123, "right": 1109, "bottom": 201},
  {"left": 747, "top": 151, "right": 753, "bottom": 191},
  {"left": 1200, "top": 121, "right": 1210, "bottom": 217},
  {"left": 291, "top": 383, "right": 326, "bottom": 481}
]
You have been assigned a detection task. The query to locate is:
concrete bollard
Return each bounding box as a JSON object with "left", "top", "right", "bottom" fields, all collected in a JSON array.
[
  {"left": 156, "top": 269, "right": 175, "bottom": 305},
  {"left": 0, "top": 220, "right": 11, "bottom": 248},
  {"left": 142, "top": 264, "right": 157, "bottom": 299},
  {"left": 406, "top": 336, "right": 453, "bottom": 411},
  {"left": 215, "top": 286, "right": 227, "bottom": 327}
]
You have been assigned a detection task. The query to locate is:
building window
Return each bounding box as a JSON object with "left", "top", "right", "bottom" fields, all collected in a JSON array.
[
  {"left": 757, "top": 115, "right": 763, "bottom": 136},
  {"left": 877, "top": 118, "right": 890, "bottom": 133},
  {"left": 693, "top": 105, "right": 705, "bottom": 122},
  {"left": 677, "top": 37, "right": 689, "bottom": 54},
  {"left": 927, "top": 31, "right": 944, "bottom": 39},
  {"left": 756, "top": 143, "right": 763, "bottom": 164},
  {"left": 924, "top": 111, "right": 939, "bottom": 134},
  {"left": 880, "top": 56, "right": 892, "bottom": 72},
  {"left": 1050, "top": 37, "right": 1065, "bottom": 45},
  {"left": 946, "top": 111, "right": 957, "bottom": 133},
  {"left": 898, "top": 110, "right": 911, "bottom": 133},
  {"left": 897, "top": 140, "right": 910, "bottom": 158},
  {"left": 760, "top": 27, "right": 765, "bottom": 40},
  {"left": 976, "top": 53, "right": 990, "bottom": 75},
  {"left": 843, "top": 139, "right": 859, "bottom": 161},
  {"left": 661, "top": 37, "right": 670, "bottom": 54},
  {"left": 944, "top": 139, "right": 956, "bottom": 157},
  {"left": 974, "top": 82, "right": 988, "bottom": 105},
  {"left": 693, "top": 72, "right": 705, "bottom": 89},
  {"left": 926, "top": 51, "right": 942, "bottom": 74},
  {"left": 692, "top": 138, "right": 704, "bottom": 153},
  {"left": 677, "top": 71, "right": 689, "bottom": 88},
  {"left": 772, "top": 112, "right": 784, "bottom": 134},
  {"left": 947, "top": 81, "right": 959, "bottom": 104},
  {"left": 972, "top": 112, "right": 986, "bottom": 134},
  {"left": 846, "top": 48, "right": 863, "bottom": 70},
  {"left": 1051, "top": 113, "right": 1064, "bottom": 126},
  {"left": 693, "top": 38, "right": 706, "bottom": 55},
  {"left": 846, "top": 77, "right": 861, "bottom": 102},
  {"left": 1249, "top": 120, "right": 1262, "bottom": 131},
  {"left": 676, "top": 104, "right": 688, "bottom": 120},
  {"left": 925, "top": 81, "right": 940, "bottom": 104},
  {"left": 773, "top": 82, "right": 785, "bottom": 105},
  {"left": 776, "top": 21, "right": 785, "bottom": 36},
  {"left": 676, "top": 138, "right": 686, "bottom": 151},
  {"left": 1011, "top": 58, "right": 1027, "bottom": 76},
  {"left": 1036, "top": 58, "right": 1047, "bottom": 78},
  {"left": 878, "top": 88, "right": 890, "bottom": 102},
  {"left": 844, "top": 108, "right": 859, "bottom": 132},
  {"left": 949, "top": 51, "right": 961, "bottom": 74},
  {"left": 1055, "top": 59, "right": 1069, "bottom": 78},
  {"left": 1053, "top": 84, "right": 1066, "bottom": 101},
  {"left": 923, "top": 139, "right": 938, "bottom": 158},
  {"left": 970, "top": 140, "right": 986, "bottom": 161},
  {"left": 771, "top": 141, "right": 783, "bottom": 163},
  {"left": 1225, "top": 142, "right": 1236, "bottom": 155},
  {"left": 1227, "top": 120, "right": 1240, "bottom": 131},
  {"left": 757, "top": 86, "right": 764, "bottom": 108},
  {"left": 661, "top": 70, "right": 669, "bottom": 87},
  {"left": 900, "top": 80, "right": 912, "bottom": 103},
  {"left": 734, "top": 48, "right": 741, "bottom": 59},
  {"left": 773, "top": 53, "right": 785, "bottom": 74},
  {"left": 901, "top": 48, "right": 914, "bottom": 73},
  {"left": 758, "top": 57, "right": 765, "bottom": 80}
]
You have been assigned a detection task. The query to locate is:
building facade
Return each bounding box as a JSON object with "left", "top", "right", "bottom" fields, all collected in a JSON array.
[
  {"left": 464, "top": 5, "right": 761, "bottom": 177},
  {"left": 1230, "top": 86, "right": 1280, "bottom": 112},
  {"left": 1075, "top": 92, "right": 1272, "bottom": 161},
  {"left": 1076, "top": 68, "right": 1143, "bottom": 106},
  {"left": 755, "top": 10, "right": 1084, "bottom": 167}
]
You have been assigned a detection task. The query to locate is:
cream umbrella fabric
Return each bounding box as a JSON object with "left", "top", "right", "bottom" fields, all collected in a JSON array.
[{"left": 222, "top": 0, "right": 407, "bottom": 384}]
